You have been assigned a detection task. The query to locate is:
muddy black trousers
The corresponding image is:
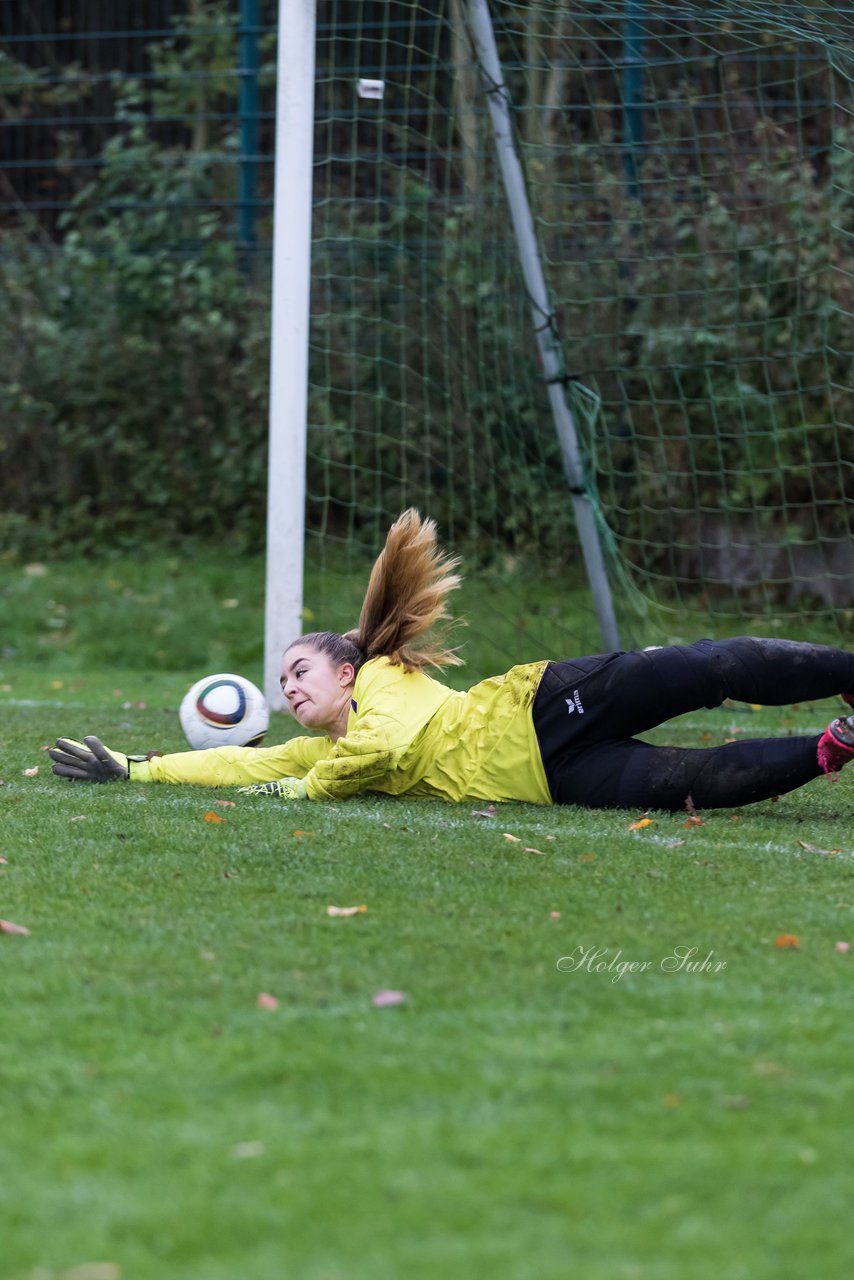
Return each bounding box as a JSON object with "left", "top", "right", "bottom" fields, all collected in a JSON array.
[{"left": 530, "top": 637, "right": 854, "bottom": 811}]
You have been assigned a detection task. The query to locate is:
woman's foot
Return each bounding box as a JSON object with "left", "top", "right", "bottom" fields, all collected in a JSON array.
[{"left": 818, "top": 715, "right": 854, "bottom": 776}]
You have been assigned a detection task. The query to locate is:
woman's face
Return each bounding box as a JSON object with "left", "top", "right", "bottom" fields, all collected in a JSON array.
[{"left": 279, "top": 644, "right": 355, "bottom": 737}]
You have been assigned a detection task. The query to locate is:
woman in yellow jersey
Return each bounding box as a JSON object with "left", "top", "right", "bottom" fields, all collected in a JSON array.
[{"left": 51, "top": 510, "right": 854, "bottom": 811}]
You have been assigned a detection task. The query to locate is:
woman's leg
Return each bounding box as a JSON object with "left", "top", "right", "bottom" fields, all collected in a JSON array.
[
  {"left": 549, "top": 734, "right": 823, "bottom": 811},
  {"left": 533, "top": 637, "right": 854, "bottom": 810},
  {"left": 553, "top": 638, "right": 854, "bottom": 740}
]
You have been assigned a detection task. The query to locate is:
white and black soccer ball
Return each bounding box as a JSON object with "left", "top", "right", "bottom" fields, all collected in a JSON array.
[{"left": 179, "top": 673, "right": 269, "bottom": 750}]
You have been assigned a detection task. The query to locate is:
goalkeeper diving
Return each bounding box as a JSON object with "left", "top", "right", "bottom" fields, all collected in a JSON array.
[{"left": 51, "top": 510, "right": 854, "bottom": 812}]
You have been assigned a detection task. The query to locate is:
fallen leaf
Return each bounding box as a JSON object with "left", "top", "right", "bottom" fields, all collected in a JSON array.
[
  {"left": 215, "top": 799, "right": 236, "bottom": 808},
  {"left": 549, "top": 911, "right": 561, "bottom": 920},
  {"left": 326, "top": 904, "right": 367, "bottom": 917},
  {"left": 203, "top": 811, "right": 224, "bottom": 824},
  {"left": 835, "top": 941, "right": 850, "bottom": 954},
  {"left": 797, "top": 840, "right": 842, "bottom": 857},
  {"left": 523, "top": 846, "right": 547, "bottom": 856},
  {"left": 774, "top": 933, "right": 800, "bottom": 949},
  {"left": 629, "top": 817, "right": 654, "bottom": 830},
  {"left": 502, "top": 832, "right": 521, "bottom": 843},
  {"left": 372, "top": 989, "right": 407, "bottom": 1007},
  {"left": 578, "top": 852, "right": 597, "bottom": 862},
  {"left": 256, "top": 992, "right": 279, "bottom": 1010},
  {"left": 70, "top": 815, "right": 87, "bottom": 823},
  {"left": 23, "top": 766, "right": 39, "bottom": 777},
  {"left": 292, "top": 829, "right": 316, "bottom": 837},
  {"left": 231, "top": 1140, "right": 265, "bottom": 1159},
  {"left": 0, "top": 856, "right": 7, "bottom": 865},
  {"left": 62, "top": 1264, "right": 121, "bottom": 1280},
  {"left": 681, "top": 788, "right": 701, "bottom": 819},
  {"left": 472, "top": 805, "right": 497, "bottom": 819},
  {"left": 0, "top": 919, "right": 30, "bottom": 936},
  {"left": 663, "top": 1092, "right": 680, "bottom": 1108}
]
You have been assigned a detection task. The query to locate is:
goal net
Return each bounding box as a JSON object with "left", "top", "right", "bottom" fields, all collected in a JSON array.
[{"left": 305, "top": 0, "right": 853, "bottom": 663}]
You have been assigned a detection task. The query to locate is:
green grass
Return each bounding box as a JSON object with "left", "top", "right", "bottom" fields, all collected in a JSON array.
[{"left": 2, "top": 552, "right": 854, "bottom": 1280}]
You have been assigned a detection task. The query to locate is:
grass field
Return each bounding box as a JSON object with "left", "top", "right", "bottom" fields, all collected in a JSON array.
[{"left": 2, "top": 553, "right": 854, "bottom": 1280}]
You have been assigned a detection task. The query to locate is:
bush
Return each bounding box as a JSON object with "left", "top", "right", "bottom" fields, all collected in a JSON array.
[{"left": 0, "top": 98, "right": 271, "bottom": 557}]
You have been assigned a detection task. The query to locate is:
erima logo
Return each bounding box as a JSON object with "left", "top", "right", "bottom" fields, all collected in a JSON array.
[{"left": 565, "top": 690, "right": 584, "bottom": 715}]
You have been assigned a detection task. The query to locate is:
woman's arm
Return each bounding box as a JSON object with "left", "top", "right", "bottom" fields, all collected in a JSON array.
[
  {"left": 51, "top": 733, "right": 330, "bottom": 786},
  {"left": 144, "top": 735, "right": 329, "bottom": 786}
]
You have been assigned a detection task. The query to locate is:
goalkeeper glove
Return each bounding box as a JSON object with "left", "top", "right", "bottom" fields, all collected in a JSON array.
[
  {"left": 49, "top": 735, "right": 148, "bottom": 783},
  {"left": 238, "top": 777, "right": 308, "bottom": 800}
]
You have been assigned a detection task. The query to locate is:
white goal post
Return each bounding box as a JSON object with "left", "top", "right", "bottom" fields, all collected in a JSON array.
[{"left": 263, "top": 0, "right": 316, "bottom": 710}]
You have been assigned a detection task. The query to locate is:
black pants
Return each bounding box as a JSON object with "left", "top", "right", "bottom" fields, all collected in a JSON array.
[{"left": 531, "top": 637, "right": 854, "bottom": 811}]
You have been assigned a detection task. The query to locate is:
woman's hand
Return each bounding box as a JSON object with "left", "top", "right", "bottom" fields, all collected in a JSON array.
[{"left": 49, "top": 735, "right": 130, "bottom": 783}]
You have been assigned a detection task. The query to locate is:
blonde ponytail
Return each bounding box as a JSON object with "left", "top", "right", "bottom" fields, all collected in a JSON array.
[{"left": 344, "top": 509, "right": 463, "bottom": 671}]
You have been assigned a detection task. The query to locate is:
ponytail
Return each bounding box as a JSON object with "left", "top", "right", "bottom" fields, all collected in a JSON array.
[
  {"left": 286, "top": 510, "right": 462, "bottom": 674},
  {"left": 345, "top": 509, "right": 462, "bottom": 671}
]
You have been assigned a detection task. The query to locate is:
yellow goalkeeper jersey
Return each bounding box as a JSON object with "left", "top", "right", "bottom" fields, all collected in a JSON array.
[{"left": 137, "top": 656, "right": 552, "bottom": 804}]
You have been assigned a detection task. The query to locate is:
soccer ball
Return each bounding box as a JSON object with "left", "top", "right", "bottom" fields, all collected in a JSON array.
[{"left": 179, "top": 673, "right": 269, "bottom": 750}]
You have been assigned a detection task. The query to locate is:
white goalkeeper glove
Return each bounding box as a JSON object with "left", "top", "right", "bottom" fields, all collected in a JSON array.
[
  {"left": 238, "top": 777, "right": 308, "bottom": 800},
  {"left": 49, "top": 735, "right": 149, "bottom": 783}
]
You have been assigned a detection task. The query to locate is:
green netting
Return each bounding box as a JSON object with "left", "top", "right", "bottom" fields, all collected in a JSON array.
[
  {"left": 307, "top": 0, "right": 853, "bottom": 646},
  {"left": 501, "top": 0, "right": 854, "bottom": 624},
  {"left": 308, "top": 0, "right": 597, "bottom": 643}
]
